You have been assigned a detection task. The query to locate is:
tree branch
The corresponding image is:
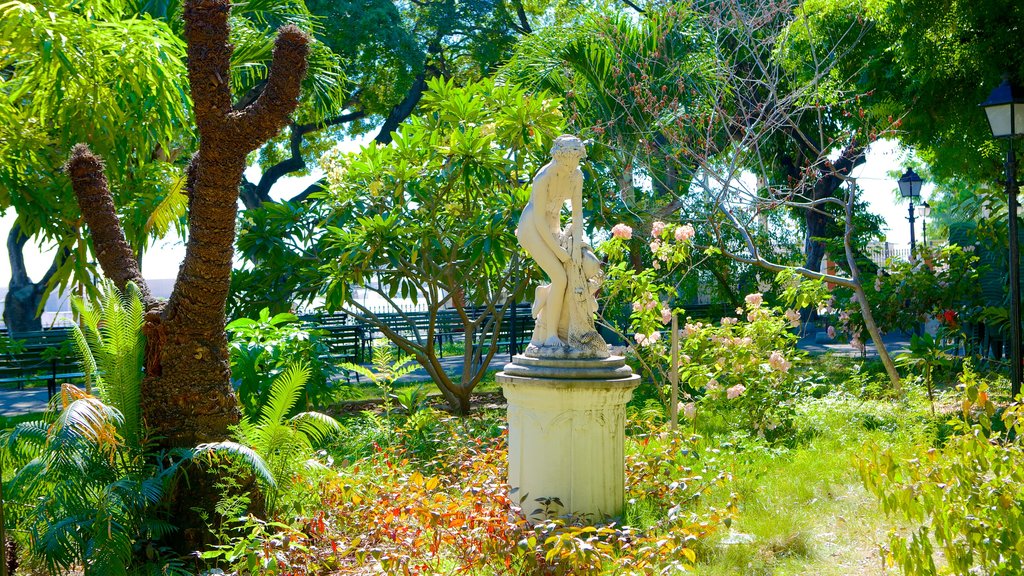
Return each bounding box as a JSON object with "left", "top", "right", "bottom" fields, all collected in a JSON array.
[
  {"left": 231, "top": 25, "right": 310, "bottom": 151},
  {"left": 65, "top": 144, "right": 157, "bottom": 308}
]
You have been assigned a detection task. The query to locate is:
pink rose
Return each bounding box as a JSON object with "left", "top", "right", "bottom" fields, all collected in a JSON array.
[
  {"left": 784, "top": 309, "right": 801, "bottom": 328},
  {"left": 632, "top": 302, "right": 642, "bottom": 312},
  {"left": 744, "top": 293, "right": 763, "bottom": 308},
  {"left": 652, "top": 221, "right": 666, "bottom": 237},
  {"left": 768, "top": 350, "right": 791, "bottom": 373},
  {"left": 675, "top": 224, "right": 695, "bottom": 242},
  {"left": 681, "top": 402, "right": 697, "bottom": 419},
  {"left": 611, "top": 223, "right": 632, "bottom": 240},
  {"left": 661, "top": 308, "right": 673, "bottom": 324},
  {"left": 681, "top": 323, "right": 700, "bottom": 338},
  {"left": 707, "top": 378, "right": 720, "bottom": 390},
  {"left": 826, "top": 326, "right": 836, "bottom": 339},
  {"left": 721, "top": 317, "right": 738, "bottom": 326},
  {"left": 650, "top": 240, "right": 661, "bottom": 253},
  {"left": 726, "top": 384, "right": 746, "bottom": 399}
]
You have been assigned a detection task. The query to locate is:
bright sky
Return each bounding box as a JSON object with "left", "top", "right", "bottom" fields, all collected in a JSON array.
[{"left": 0, "top": 138, "right": 929, "bottom": 292}]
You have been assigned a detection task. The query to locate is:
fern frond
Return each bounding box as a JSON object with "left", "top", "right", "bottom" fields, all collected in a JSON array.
[
  {"left": 337, "top": 361, "right": 376, "bottom": 382},
  {"left": 258, "top": 362, "right": 311, "bottom": 427},
  {"left": 289, "top": 411, "right": 341, "bottom": 445},
  {"left": 192, "top": 441, "right": 276, "bottom": 489},
  {"left": 68, "top": 324, "right": 102, "bottom": 394}
]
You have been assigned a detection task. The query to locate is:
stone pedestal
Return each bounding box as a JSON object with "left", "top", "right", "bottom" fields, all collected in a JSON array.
[{"left": 497, "top": 354, "right": 639, "bottom": 522}]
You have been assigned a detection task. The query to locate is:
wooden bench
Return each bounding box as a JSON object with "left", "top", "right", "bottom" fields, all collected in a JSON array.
[{"left": 0, "top": 328, "right": 83, "bottom": 397}]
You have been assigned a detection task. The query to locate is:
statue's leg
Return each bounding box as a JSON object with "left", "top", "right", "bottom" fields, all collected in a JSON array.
[{"left": 517, "top": 226, "right": 566, "bottom": 345}]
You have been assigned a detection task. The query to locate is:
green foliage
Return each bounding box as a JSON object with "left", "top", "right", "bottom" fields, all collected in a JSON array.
[
  {"left": 230, "top": 363, "right": 342, "bottom": 516},
  {"left": 227, "top": 307, "right": 342, "bottom": 418},
  {"left": 832, "top": 244, "right": 982, "bottom": 341},
  {"left": 0, "top": 0, "right": 192, "bottom": 301},
  {"left": 896, "top": 333, "right": 954, "bottom": 413},
  {"left": 339, "top": 338, "right": 416, "bottom": 413},
  {"left": 3, "top": 281, "right": 184, "bottom": 575},
  {"left": 321, "top": 77, "right": 564, "bottom": 412},
  {"left": 69, "top": 279, "right": 146, "bottom": 445},
  {"left": 230, "top": 201, "right": 330, "bottom": 318},
  {"left": 861, "top": 361, "right": 1024, "bottom": 575}
]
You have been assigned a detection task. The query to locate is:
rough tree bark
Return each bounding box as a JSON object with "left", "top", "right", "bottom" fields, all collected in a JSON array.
[
  {"left": 2, "top": 221, "right": 65, "bottom": 334},
  {"left": 66, "top": 0, "right": 308, "bottom": 546}
]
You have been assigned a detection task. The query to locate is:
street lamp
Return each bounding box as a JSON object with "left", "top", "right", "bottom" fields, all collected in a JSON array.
[
  {"left": 898, "top": 167, "right": 923, "bottom": 259},
  {"left": 917, "top": 201, "right": 931, "bottom": 247},
  {"left": 980, "top": 77, "right": 1024, "bottom": 398}
]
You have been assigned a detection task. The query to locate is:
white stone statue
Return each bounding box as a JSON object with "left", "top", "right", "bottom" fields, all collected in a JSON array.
[{"left": 516, "top": 135, "right": 608, "bottom": 359}]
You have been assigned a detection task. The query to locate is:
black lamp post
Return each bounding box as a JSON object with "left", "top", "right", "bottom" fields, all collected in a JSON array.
[
  {"left": 898, "top": 168, "right": 923, "bottom": 259},
  {"left": 981, "top": 77, "right": 1024, "bottom": 398},
  {"left": 917, "top": 201, "right": 931, "bottom": 247}
]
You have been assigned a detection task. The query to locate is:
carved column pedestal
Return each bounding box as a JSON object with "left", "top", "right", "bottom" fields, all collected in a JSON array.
[{"left": 498, "top": 355, "right": 639, "bottom": 522}]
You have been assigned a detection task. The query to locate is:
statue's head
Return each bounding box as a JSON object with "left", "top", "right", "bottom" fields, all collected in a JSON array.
[{"left": 550, "top": 135, "right": 586, "bottom": 164}]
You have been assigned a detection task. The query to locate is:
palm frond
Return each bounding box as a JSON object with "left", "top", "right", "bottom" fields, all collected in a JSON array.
[
  {"left": 288, "top": 411, "right": 342, "bottom": 445},
  {"left": 50, "top": 396, "right": 124, "bottom": 453},
  {"left": 258, "top": 362, "right": 311, "bottom": 428},
  {"left": 192, "top": 441, "right": 276, "bottom": 489}
]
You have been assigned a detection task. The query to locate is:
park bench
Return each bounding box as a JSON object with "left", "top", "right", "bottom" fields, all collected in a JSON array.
[
  {"left": 681, "top": 302, "right": 732, "bottom": 322},
  {"left": 0, "top": 328, "right": 83, "bottom": 398},
  {"left": 297, "top": 314, "right": 368, "bottom": 383}
]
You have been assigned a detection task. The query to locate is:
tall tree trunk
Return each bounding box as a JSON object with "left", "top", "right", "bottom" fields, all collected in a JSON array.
[
  {"left": 66, "top": 0, "right": 308, "bottom": 549},
  {"left": 3, "top": 222, "right": 63, "bottom": 334}
]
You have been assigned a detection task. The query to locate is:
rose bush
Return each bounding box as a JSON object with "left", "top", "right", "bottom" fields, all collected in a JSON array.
[{"left": 600, "top": 223, "right": 821, "bottom": 442}]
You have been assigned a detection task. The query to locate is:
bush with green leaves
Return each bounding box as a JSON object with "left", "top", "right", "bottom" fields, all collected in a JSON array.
[
  {"left": 831, "top": 244, "right": 981, "bottom": 345},
  {"left": 861, "top": 361, "right": 1024, "bottom": 575},
  {"left": 226, "top": 363, "right": 342, "bottom": 517},
  {"left": 227, "top": 307, "right": 342, "bottom": 418},
  {"left": 600, "top": 223, "right": 819, "bottom": 441},
  {"left": 3, "top": 281, "right": 187, "bottom": 575},
  {"left": 320, "top": 76, "right": 564, "bottom": 414}
]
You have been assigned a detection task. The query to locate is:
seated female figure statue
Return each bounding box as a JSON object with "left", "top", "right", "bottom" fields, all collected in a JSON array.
[{"left": 515, "top": 135, "right": 590, "bottom": 351}]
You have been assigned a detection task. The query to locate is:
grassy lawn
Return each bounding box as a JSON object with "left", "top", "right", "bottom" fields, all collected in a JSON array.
[{"left": 692, "top": 393, "right": 933, "bottom": 575}]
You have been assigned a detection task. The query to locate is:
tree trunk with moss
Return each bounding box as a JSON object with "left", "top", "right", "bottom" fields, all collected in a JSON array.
[{"left": 66, "top": 0, "right": 308, "bottom": 547}]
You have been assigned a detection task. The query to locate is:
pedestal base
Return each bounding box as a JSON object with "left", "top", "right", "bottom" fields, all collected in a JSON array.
[{"left": 497, "top": 354, "right": 639, "bottom": 522}]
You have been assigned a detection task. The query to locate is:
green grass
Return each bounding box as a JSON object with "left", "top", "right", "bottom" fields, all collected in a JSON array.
[{"left": 692, "top": 393, "right": 936, "bottom": 576}]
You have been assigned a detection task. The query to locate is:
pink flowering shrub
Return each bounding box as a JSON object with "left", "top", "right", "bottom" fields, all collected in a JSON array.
[
  {"left": 674, "top": 293, "right": 810, "bottom": 442},
  {"left": 611, "top": 223, "right": 633, "bottom": 240},
  {"left": 598, "top": 225, "right": 820, "bottom": 442}
]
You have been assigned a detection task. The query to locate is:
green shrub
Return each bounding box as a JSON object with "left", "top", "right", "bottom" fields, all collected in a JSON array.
[
  {"left": 860, "top": 361, "right": 1024, "bottom": 575},
  {"left": 228, "top": 363, "right": 342, "bottom": 517},
  {"left": 3, "top": 281, "right": 185, "bottom": 575},
  {"left": 227, "top": 308, "right": 342, "bottom": 418}
]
